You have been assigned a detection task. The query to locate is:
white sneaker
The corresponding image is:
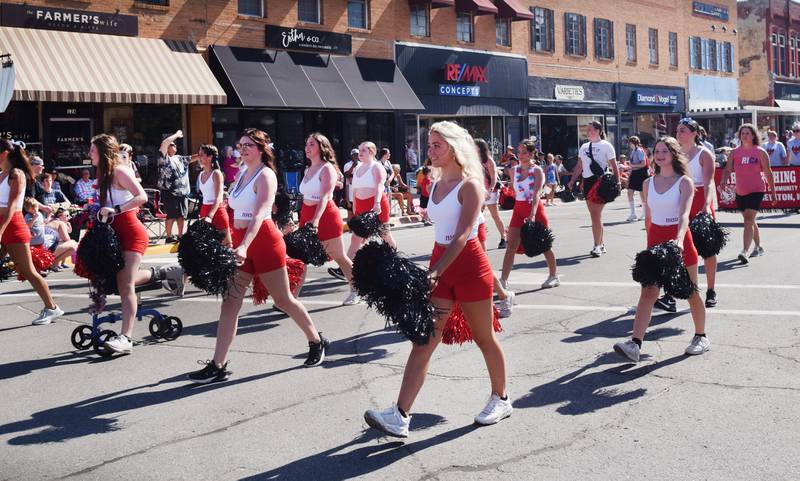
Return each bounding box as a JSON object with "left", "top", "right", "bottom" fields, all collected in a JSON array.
[
  {"left": 626, "top": 214, "right": 638, "bottom": 223},
  {"left": 590, "top": 246, "right": 603, "bottom": 257},
  {"left": 613, "top": 339, "right": 640, "bottom": 362},
  {"left": 104, "top": 334, "right": 133, "bottom": 354},
  {"left": 600, "top": 245, "right": 607, "bottom": 254},
  {"left": 474, "top": 393, "right": 513, "bottom": 425},
  {"left": 342, "top": 290, "right": 361, "bottom": 306},
  {"left": 685, "top": 335, "right": 711, "bottom": 356},
  {"left": 31, "top": 306, "right": 64, "bottom": 325},
  {"left": 364, "top": 404, "right": 410, "bottom": 438},
  {"left": 496, "top": 291, "right": 514, "bottom": 318},
  {"left": 749, "top": 246, "right": 765, "bottom": 258},
  {"left": 541, "top": 275, "right": 560, "bottom": 289}
]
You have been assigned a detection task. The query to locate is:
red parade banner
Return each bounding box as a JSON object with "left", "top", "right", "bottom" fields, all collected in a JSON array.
[{"left": 714, "top": 166, "right": 800, "bottom": 210}]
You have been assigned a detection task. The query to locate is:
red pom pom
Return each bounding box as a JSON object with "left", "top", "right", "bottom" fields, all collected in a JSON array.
[
  {"left": 251, "top": 258, "right": 306, "bottom": 305},
  {"left": 252, "top": 276, "right": 269, "bottom": 305},
  {"left": 73, "top": 256, "right": 92, "bottom": 279},
  {"left": 441, "top": 303, "right": 502, "bottom": 345},
  {"left": 17, "top": 246, "right": 55, "bottom": 281},
  {"left": 587, "top": 181, "right": 605, "bottom": 204}
]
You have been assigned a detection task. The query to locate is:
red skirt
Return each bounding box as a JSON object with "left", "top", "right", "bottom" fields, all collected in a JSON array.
[
  {"left": 111, "top": 210, "right": 148, "bottom": 255},
  {"left": 689, "top": 186, "right": 715, "bottom": 220},
  {"left": 0, "top": 211, "right": 31, "bottom": 245},
  {"left": 299, "top": 201, "right": 344, "bottom": 241},
  {"left": 430, "top": 238, "right": 494, "bottom": 302},
  {"left": 477, "top": 222, "right": 487, "bottom": 243},
  {"left": 199, "top": 202, "right": 231, "bottom": 233},
  {"left": 509, "top": 199, "right": 548, "bottom": 229},
  {"left": 647, "top": 223, "right": 699, "bottom": 268},
  {"left": 231, "top": 220, "right": 287, "bottom": 275},
  {"left": 354, "top": 194, "right": 390, "bottom": 224}
]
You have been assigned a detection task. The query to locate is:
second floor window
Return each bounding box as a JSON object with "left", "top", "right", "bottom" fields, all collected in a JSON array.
[
  {"left": 409, "top": 4, "right": 429, "bottom": 37},
  {"left": 626, "top": 24, "right": 636, "bottom": 62},
  {"left": 496, "top": 18, "right": 511, "bottom": 46},
  {"left": 298, "top": 0, "right": 320, "bottom": 24},
  {"left": 594, "top": 18, "right": 613, "bottom": 60},
  {"left": 689, "top": 36, "right": 702, "bottom": 69},
  {"left": 722, "top": 41, "right": 734, "bottom": 73},
  {"left": 708, "top": 38, "right": 717, "bottom": 71},
  {"left": 457, "top": 12, "right": 474, "bottom": 43},
  {"left": 669, "top": 32, "right": 678, "bottom": 67},
  {"left": 531, "top": 7, "right": 554, "bottom": 52},
  {"left": 648, "top": 28, "right": 658, "bottom": 65},
  {"left": 565, "top": 13, "right": 586, "bottom": 56},
  {"left": 238, "top": 0, "right": 262, "bottom": 17},
  {"left": 348, "top": 0, "right": 368, "bottom": 29}
]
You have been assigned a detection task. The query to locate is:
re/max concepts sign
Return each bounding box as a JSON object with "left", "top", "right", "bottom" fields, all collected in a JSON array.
[
  {"left": 438, "top": 84, "right": 480, "bottom": 97},
  {"left": 635, "top": 91, "right": 678, "bottom": 106},
  {"left": 439, "top": 63, "right": 487, "bottom": 96}
]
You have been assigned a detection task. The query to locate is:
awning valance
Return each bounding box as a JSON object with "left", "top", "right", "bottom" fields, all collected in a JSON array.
[
  {"left": 496, "top": 0, "right": 534, "bottom": 21},
  {"left": 407, "top": 0, "right": 455, "bottom": 8},
  {"left": 455, "top": 0, "right": 498, "bottom": 16},
  {"left": 0, "top": 26, "right": 226, "bottom": 105}
]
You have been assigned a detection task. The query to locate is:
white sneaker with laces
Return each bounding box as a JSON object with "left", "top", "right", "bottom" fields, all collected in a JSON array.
[
  {"left": 590, "top": 246, "right": 603, "bottom": 257},
  {"left": 496, "top": 291, "right": 514, "bottom": 318},
  {"left": 685, "top": 335, "right": 711, "bottom": 356},
  {"left": 474, "top": 393, "right": 513, "bottom": 425},
  {"left": 749, "top": 245, "right": 765, "bottom": 258},
  {"left": 541, "top": 275, "right": 560, "bottom": 289},
  {"left": 104, "top": 334, "right": 133, "bottom": 354},
  {"left": 31, "top": 306, "right": 64, "bottom": 325},
  {"left": 626, "top": 214, "right": 638, "bottom": 222},
  {"left": 600, "top": 245, "right": 607, "bottom": 254},
  {"left": 613, "top": 339, "right": 640, "bottom": 362},
  {"left": 342, "top": 290, "right": 361, "bottom": 306},
  {"left": 364, "top": 404, "right": 410, "bottom": 438}
]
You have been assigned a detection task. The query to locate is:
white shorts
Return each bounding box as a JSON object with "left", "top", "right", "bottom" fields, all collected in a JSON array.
[{"left": 486, "top": 191, "right": 499, "bottom": 205}]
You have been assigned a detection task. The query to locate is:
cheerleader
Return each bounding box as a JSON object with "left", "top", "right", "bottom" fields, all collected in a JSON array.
[
  {"left": 626, "top": 136, "right": 649, "bottom": 222},
  {"left": 613, "top": 136, "right": 709, "bottom": 362},
  {"left": 0, "top": 139, "right": 63, "bottom": 325},
  {"left": 188, "top": 129, "right": 328, "bottom": 384},
  {"left": 299, "top": 133, "right": 357, "bottom": 305},
  {"left": 364, "top": 121, "right": 510, "bottom": 438},
  {"left": 196, "top": 144, "right": 232, "bottom": 246},
  {"left": 346, "top": 141, "right": 397, "bottom": 261},
  {"left": 719, "top": 123, "right": 777, "bottom": 264},
  {"left": 91, "top": 134, "right": 184, "bottom": 355},
  {"left": 567, "top": 120, "right": 620, "bottom": 257},
  {"left": 500, "top": 140, "right": 559, "bottom": 290}
]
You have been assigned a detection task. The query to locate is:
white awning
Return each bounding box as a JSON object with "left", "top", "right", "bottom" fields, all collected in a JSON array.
[{"left": 774, "top": 99, "right": 800, "bottom": 112}]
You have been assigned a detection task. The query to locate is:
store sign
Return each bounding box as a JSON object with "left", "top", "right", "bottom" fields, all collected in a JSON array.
[
  {"left": 438, "top": 84, "right": 480, "bottom": 97},
  {"left": 715, "top": 167, "right": 800, "bottom": 209},
  {"left": 554, "top": 85, "right": 585, "bottom": 101},
  {"left": 265, "top": 26, "right": 352, "bottom": 55},
  {"left": 0, "top": 3, "right": 138, "bottom": 36},
  {"left": 635, "top": 90, "right": 678, "bottom": 106},
  {"left": 444, "top": 63, "right": 488, "bottom": 83},
  {"left": 692, "top": 2, "right": 729, "bottom": 21}
]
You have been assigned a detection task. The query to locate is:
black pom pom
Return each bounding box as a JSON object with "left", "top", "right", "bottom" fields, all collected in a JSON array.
[
  {"left": 273, "top": 189, "right": 295, "bottom": 230},
  {"left": 0, "top": 255, "right": 13, "bottom": 282},
  {"left": 520, "top": 220, "right": 554, "bottom": 257},
  {"left": 631, "top": 249, "right": 663, "bottom": 287},
  {"left": 347, "top": 212, "right": 385, "bottom": 238},
  {"left": 631, "top": 241, "right": 698, "bottom": 299},
  {"left": 596, "top": 173, "right": 621, "bottom": 203},
  {"left": 178, "top": 220, "right": 238, "bottom": 296},
  {"left": 284, "top": 224, "right": 328, "bottom": 266},
  {"left": 689, "top": 213, "right": 729, "bottom": 259},
  {"left": 77, "top": 221, "right": 125, "bottom": 296}
]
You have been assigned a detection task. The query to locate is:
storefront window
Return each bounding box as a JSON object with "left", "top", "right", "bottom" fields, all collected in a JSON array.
[
  {"left": 619, "top": 113, "right": 680, "bottom": 151},
  {"left": 492, "top": 116, "right": 505, "bottom": 157},
  {"left": 0, "top": 101, "right": 40, "bottom": 155},
  {"left": 131, "top": 105, "right": 181, "bottom": 184},
  {"left": 404, "top": 115, "right": 422, "bottom": 169},
  {"left": 528, "top": 114, "right": 540, "bottom": 143}
]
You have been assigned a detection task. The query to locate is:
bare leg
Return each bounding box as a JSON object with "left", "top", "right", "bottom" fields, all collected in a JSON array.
[
  {"left": 705, "top": 255, "right": 717, "bottom": 290},
  {"left": 165, "top": 218, "right": 174, "bottom": 238},
  {"left": 461, "top": 299, "right": 507, "bottom": 397},
  {"left": 487, "top": 204, "right": 506, "bottom": 241},
  {"left": 53, "top": 240, "right": 78, "bottom": 264},
  {"left": 500, "top": 227, "right": 521, "bottom": 283},
  {"left": 260, "top": 268, "right": 321, "bottom": 343},
  {"left": 686, "top": 265, "right": 706, "bottom": 334},
  {"left": 6, "top": 243, "right": 56, "bottom": 309},
  {"left": 323, "top": 236, "right": 353, "bottom": 282},
  {"left": 116, "top": 251, "right": 151, "bottom": 337},
  {"left": 587, "top": 201, "right": 605, "bottom": 246},
  {"left": 543, "top": 249, "right": 557, "bottom": 277},
  {"left": 212, "top": 270, "right": 252, "bottom": 365},
  {"left": 381, "top": 228, "right": 397, "bottom": 249},
  {"left": 176, "top": 217, "right": 185, "bottom": 237},
  {"left": 742, "top": 209, "right": 756, "bottom": 252},
  {"left": 347, "top": 234, "right": 366, "bottom": 260},
  {"left": 753, "top": 220, "right": 761, "bottom": 247},
  {"left": 631, "top": 286, "right": 662, "bottom": 341}
]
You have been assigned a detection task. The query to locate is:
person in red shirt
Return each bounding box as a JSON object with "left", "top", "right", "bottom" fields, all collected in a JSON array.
[{"left": 417, "top": 166, "right": 433, "bottom": 225}]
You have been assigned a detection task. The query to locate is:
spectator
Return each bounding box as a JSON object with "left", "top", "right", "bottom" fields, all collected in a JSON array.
[
  {"left": 788, "top": 122, "right": 800, "bottom": 166},
  {"left": 342, "top": 148, "right": 359, "bottom": 219},
  {"left": 389, "top": 164, "right": 415, "bottom": 216},
  {"left": 158, "top": 130, "right": 195, "bottom": 243},
  {"left": 233, "top": 143, "right": 242, "bottom": 161},
  {"left": 378, "top": 147, "right": 393, "bottom": 193},
  {"left": 73, "top": 169, "right": 96, "bottom": 204},
  {"left": 405, "top": 141, "right": 418, "bottom": 170},
  {"left": 698, "top": 125, "right": 715, "bottom": 152},
  {"left": 500, "top": 145, "right": 515, "bottom": 166},
  {"left": 37, "top": 173, "right": 70, "bottom": 209},
  {"left": 417, "top": 166, "right": 433, "bottom": 226},
  {"left": 24, "top": 198, "right": 78, "bottom": 272},
  {"left": 118, "top": 143, "right": 142, "bottom": 181},
  {"left": 555, "top": 155, "right": 570, "bottom": 185},
  {"left": 26, "top": 155, "right": 46, "bottom": 201},
  {"left": 222, "top": 146, "right": 238, "bottom": 185},
  {"left": 764, "top": 130, "right": 788, "bottom": 167},
  {"left": 544, "top": 153, "right": 559, "bottom": 206}
]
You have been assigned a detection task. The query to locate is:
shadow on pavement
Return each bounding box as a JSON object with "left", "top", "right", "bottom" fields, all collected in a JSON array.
[
  {"left": 513, "top": 353, "right": 688, "bottom": 415},
  {"left": 0, "top": 351, "right": 95, "bottom": 380},
  {"left": 561, "top": 311, "right": 684, "bottom": 343}
]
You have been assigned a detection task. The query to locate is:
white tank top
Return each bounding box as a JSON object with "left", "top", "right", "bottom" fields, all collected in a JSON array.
[
  {"left": 227, "top": 167, "right": 270, "bottom": 221},
  {"left": 197, "top": 170, "right": 219, "bottom": 205},
  {"left": 513, "top": 164, "right": 540, "bottom": 201},
  {"left": 687, "top": 148, "right": 708, "bottom": 186},
  {"left": 0, "top": 172, "right": 24, "bottom": 209},
  {"left": 299, "top": 165, "right": 325, "bottom": 202},
  {"left": 103, "top": 185, "right": 135, "bottom": 209},
  {"left": 351, "top": 162, "right": 379, "bottom": 190},
  {"left": 647, "top": 177, "right": 683, "bottom": 226},
  {"left": 427, "top": 178, "right": 478, "bottom": 245}
]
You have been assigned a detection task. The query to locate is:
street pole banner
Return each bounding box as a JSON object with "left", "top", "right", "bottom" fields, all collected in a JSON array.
[{"left": 715, "top": 166, "right": 800, "bottom": 210}]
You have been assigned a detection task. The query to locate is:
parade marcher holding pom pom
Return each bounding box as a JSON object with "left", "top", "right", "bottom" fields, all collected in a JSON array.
[
  {"left": 299, "top": 133, "right": 358, "bottom": 306},
  {"left": 364, "top": 121, "right": 510, "bottom": 438},
  {"left": 499, "top": 139, "right": 559, "bottom": 292},
  {"left": 614, "top": 136, "right": 709, "bottom": 363},
  {"left": 347, "top": 141, "right": 396, "bottom": 260},
  {"left": 188, "top": 129, "right": 328, "bottom": 384},
  {"left": 196, "top": 144, "right": 231, "bottom": 246},
  {"left": 0, "top": 138, "right": 63, "bottom": 325}
]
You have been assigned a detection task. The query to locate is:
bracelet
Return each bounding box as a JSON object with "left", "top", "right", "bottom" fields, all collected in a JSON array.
[{"left": 114, "top": 205, "right": 121, "bottom": 214}]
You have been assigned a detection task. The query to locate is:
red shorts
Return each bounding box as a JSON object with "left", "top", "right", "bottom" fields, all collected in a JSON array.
[
  {"left": 111, "top": 210, "right": 148, "bottom": 255},
  {"left": 354, "top": 195, "right": 390, "bottom": 224},
  {"left": 689, "top": 186, "right": 715, "bottom": 220},
  {"left": 477, "top": 222, "right": 487, "bottom": 243},
  {"left": 299, "top": 201, "right": 344, "bottom": 241},
  {"left": 647, "top": 223, "right": 699, "bottom": 268},
  {"left": 0, "top": 211, "right": 31, "bottom": 245},
  {"left": 509, "top": 199, "right": 549, "bottom": 229},
  {"left": 199, "top": 203, "right": 231, "bottom": 233},
  {"left": 231, "top": 220, "right": 287, "bottom": 275},
  {"left": 430, "top": 238, "right": 494, "bottom": 302}
]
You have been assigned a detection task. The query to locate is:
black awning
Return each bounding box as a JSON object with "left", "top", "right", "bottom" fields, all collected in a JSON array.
[{"left": 209, "top": 45, "right": 423, "bottom": 111}]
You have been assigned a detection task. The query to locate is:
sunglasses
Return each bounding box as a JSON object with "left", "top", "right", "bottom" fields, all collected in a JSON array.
[
  {"left": 793, "top": 129, "right": 800, "bottom": 133},
  {"left": 678, "top": 117, "right": 697, "bottom": 126}
]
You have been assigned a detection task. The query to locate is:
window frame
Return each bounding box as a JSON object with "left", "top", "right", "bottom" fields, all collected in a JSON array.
[
  {"left": 237, "top": 0, "right": 263, "bottom": 17},
  {"left": 648, "top": 28, "right": 658, "bottom": 65},
  {"left": 298, "top": 0, "right": 321, "bottom": 24},
  {"left": 625, "top": 24, "right": 636, "bottom": 63},
  {"left": 409, "top": 3, "right": 430, "bottom": 37},
  {"left": 564, "top": 12, "right": 586, "bottom": 57},
  {"left": 347, "top": 0, "right": 368, "bottom": 29},
  {"left": 496, "top": 17, "right": 511, "bottom": 47},
  {"left": 456, "top": 11, "right": 474, "bottom": 44},
  {"left": 530, "top": 7, "right": 555, "bottom": 52},
  {"left": 594, "top": 18, "right": 614, "bottom": 60},
  {"left": 668, "top": 31, "right": 678, "bottom": 67}
]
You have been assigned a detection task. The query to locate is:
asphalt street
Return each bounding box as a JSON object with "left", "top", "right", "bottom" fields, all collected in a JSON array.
[{"left": 1, "top": 198, "right": 799, "bottom": 481}]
